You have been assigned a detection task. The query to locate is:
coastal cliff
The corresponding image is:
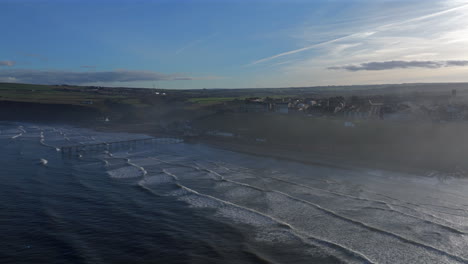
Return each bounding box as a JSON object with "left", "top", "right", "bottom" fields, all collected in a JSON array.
[{"left": 0, "top": 101, "right": 102, "bottom": 124}]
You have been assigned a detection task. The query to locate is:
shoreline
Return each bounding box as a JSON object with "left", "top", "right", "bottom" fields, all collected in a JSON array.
[
  {"left": 86, "top": 123, "right": 455, "bottom": 177},
  {"left": 2, "top": 119, "right": 454, "bottom": 177},
  {"left": 89, "top": 123, "right": 386, "bottom": 173},
  {"left": 191, "top": 137, "right": 431, "bottom": 177}
]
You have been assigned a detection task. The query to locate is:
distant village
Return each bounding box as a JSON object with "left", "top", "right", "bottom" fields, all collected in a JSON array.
[
  {"left": 53, "top": 83, "right": 468, "bottom": 124},
  {"left": 229, "top": 89, "right": 467, "bottom": 123}
]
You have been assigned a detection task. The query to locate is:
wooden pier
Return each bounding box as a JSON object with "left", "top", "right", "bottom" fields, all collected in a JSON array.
[{"left": 60, "top": 137, "right": 183, "bottom": 157}]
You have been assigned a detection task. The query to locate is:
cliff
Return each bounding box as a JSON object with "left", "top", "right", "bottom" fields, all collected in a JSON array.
[{"left": 0, "top": 100, "right": 102, "bottom": 124}]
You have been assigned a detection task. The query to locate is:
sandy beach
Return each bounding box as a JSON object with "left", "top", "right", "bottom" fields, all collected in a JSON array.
[{"left": 89, "top": 121, "right": 464, "bottom": 178}]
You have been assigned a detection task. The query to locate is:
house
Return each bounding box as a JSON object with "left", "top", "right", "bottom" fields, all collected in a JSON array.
[
  {"left": 274, "top": 102, "right": 289, "bottom": 114},
  {"left": 240, "top": 101, "right": 269, "bottom": 113},
  {"left": 368, "top": 100, "right": 384, "bottom": 119},
  {"left": 344, "top": 109, "right": 369, "bottom": 119},
  {"left": 206, "top": 131, "right": 235, "bottom": 137}
]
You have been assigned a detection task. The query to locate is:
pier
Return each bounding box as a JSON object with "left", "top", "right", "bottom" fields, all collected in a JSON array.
[{"left": 60, "top": 137, "right": 183, "bottom": 157}]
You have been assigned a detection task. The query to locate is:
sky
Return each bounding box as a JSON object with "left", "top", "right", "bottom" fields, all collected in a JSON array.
[{"left": 1, "top": 0, "right": 468, "bottom": 89}]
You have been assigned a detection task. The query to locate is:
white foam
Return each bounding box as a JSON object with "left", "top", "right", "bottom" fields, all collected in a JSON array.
[
  {"left": 253, "top": 228, "right": 301, "bottom": 244},
  {"left": 216, "top": 205, "right": 279, "bottom": 227},
  {"left": 127, "top": 159, "right": 147, "bottom": 176},
  {"left": 11, "top": 133, "right": 22, "bottom": 139},
  {"left": 107, "top": 166, "right": 144, "bottom": 178},
  {"left": 170, "top": 184, "right": 375, "bottom": 263},
  {"left": 128, "top": 157, "right": 160, "bottom": 167},
  {"left": 140, "top": 174, "right": 175, "bottom": 185}
]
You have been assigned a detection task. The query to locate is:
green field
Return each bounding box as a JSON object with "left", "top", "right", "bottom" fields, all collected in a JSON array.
[
  {"left": 0, "top": 83, "right": 129, "bottom": 109},
  {"left": 0, "top": 83, "right": 241, "bottom": 108},
  {"left": 187, "top": 97, "right": 242, "bottom": 105}
]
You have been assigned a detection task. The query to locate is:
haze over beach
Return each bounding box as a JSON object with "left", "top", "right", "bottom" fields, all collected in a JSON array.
[{"left": 3, "top": 1, "right": 468, "bottom": 264}]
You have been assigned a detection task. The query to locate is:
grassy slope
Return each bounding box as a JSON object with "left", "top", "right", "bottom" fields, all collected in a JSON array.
[
  {"left": 187, "top": 97, "right": 241, "bottom": 105},
  {"left": 0, "top": 83, "right": 136, "bottom": 113},
  {"left": 0, "top": 83, "right": 221, "bottom": 125}
]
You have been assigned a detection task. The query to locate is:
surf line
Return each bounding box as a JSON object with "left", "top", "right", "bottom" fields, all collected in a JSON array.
[{"left": 150, "top": 164, "right": 375, "bottom": 263}]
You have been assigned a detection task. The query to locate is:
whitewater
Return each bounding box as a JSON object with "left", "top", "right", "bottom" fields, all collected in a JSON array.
[{"left": 2, "top": 121, "right": 468, "bottom": 264}]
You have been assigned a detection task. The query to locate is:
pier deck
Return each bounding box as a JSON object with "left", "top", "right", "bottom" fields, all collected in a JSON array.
[{"left": 60, "top": 137, "right": 183, "bottom": 156}]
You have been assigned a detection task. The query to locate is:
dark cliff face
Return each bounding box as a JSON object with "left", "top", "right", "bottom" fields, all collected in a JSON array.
[{"left": 0, "top": 101, "right": 102, "bottom": 124}]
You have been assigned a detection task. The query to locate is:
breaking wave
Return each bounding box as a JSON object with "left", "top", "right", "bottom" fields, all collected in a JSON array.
[{"left": 28, "top": 122, "right": 467, "bottom": 264}]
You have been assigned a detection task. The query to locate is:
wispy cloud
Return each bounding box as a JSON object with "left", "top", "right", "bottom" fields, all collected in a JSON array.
[
  {"left": 176, "top": 39, "right": 205, "bottom": 55},
  {"left": 81, "top": 65, "right": 97, "bottom": 69},
  {"left": 328, "top": 60, "right": 468, "bottom": 71},
  {"left": 0, "top": 61, "right": 15, "bottom": 67},
  {"left": 250, "top": 32, "right": 375, "bottom": 65},
  {"left": 0, "top": 69, "right": 214, "bottom": 85},
  {"left": 251, "top": 2, "right": 468, "bottom": 66},
  {"left": 175, "top": 33, "right": 217, "bottom": 55},
  {"left": 377, "top": 2, "right": 468, "bottom": 31},
  {"left": 251, "top": 0, "right": 468, "bottom": 87}
]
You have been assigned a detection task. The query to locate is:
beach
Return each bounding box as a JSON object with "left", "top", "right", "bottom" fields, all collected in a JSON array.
[{"left": 3, "top": 121, "right": 468, "bottom": 263}]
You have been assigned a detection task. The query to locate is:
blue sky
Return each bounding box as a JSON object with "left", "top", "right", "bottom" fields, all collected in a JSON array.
[{"left": 1, "top": 0, "right": 468, "bottom": 89}]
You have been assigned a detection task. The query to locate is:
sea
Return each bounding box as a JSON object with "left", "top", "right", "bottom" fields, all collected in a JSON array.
[{"left": 2, "top": 121, "right": 468, "bottom": 264}]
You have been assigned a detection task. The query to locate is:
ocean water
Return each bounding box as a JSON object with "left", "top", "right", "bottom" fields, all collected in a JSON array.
[{"left": 2, "top": 122, "right": 468, "bottom": 264}]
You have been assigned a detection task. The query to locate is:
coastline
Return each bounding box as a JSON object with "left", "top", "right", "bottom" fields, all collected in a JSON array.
[
  {"left": 90, "top": 123, "right": 379, "bottom": 172},
  {"left": 88, "top": 123, "right": 450, "bottom": 177},
  {"left": 94, "top": 121, "right": 434, "bottom": 176},
  {"left": 2, "top": 117, "right": 453, "bottom": 177},
  {"left": 190, "top": 137, "right": 431, "bottom": 177},
  {"left": 2, "top": 98, "right": 464, "bottom": 178}
]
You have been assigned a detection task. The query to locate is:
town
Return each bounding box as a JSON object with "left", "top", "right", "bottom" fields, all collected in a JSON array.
[{"left": 231, "top": 88, "right": 464, "bottom": 122}]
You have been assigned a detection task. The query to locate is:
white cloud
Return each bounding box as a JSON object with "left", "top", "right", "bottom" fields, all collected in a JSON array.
[
  {"left": 328, "top": 60, "right": 468, "bottom": 71},
  {"left": 253, "top": 0, "right": 468, "bottom": 86}
]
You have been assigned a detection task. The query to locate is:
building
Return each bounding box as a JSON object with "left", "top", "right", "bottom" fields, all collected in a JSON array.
[
  {"left": 274, "top": 103, "right": 289, "bottom": 114},
  {"left": 240, "top": 101, "right": 270, "bottom": 113},
  {"left": 368, "top": 100, "right": 383, "bottom": 119}
]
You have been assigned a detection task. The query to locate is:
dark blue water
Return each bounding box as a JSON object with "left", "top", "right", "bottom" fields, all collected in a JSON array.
[
  {"left": 2, "top": 122, "right": 468, "bottom": 264},
  {"left": 0, "top": 122, "right": 338, "bottom": 264}
]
